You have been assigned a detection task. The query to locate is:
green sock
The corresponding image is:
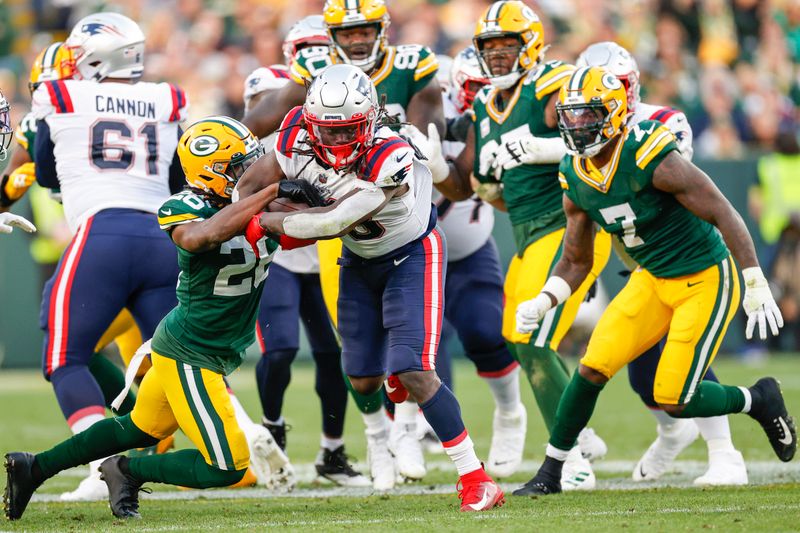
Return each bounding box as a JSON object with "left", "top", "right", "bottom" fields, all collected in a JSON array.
[
  {"left": 126, "top": 449, "right": 245, "bottom": 488},
  {"left": 89, "top": 353, "right": 136, "bottom": 415},
  {"left": 670, "top": 381, "right": 746, "bottom": 418},
  {"left": 549, "top": 372, "right": 605, "bottom": 451},
  {"left": 515, "top": 343, "right": 571, "bottom": 433},
  {"left": 342, "top": 368, "right": 383, "bottom": 414},
  {"left": 34, "top": 414, "right": 157, "bottom": 480}
]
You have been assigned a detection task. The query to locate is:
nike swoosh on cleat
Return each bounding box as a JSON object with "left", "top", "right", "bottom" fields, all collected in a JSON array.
[
  {"left": 778, "top": 417, "right": 794, "bottom": 445},
  {"left": 385, "top": 383, "right": 397, "bottom": 393},
  {"left": 393, "top": 256, "right": 410, "bottom": 266},
  {"left": 162, "top": 208, "right": 173, "bottom": 215},
  {"left": 468, "top": 490, "right": 491, "bottom": 511}
]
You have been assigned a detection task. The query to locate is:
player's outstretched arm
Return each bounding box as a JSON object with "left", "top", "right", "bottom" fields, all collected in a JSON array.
[
  {"left": 170, "top": 184, "right": 278, "bottom": 253},
  {"left": 653, "top": 151, "right": 783, "bottom": 339},
  {"left": 234, "top": 150, "right": 287, "bottom": 200},
  {"left": 403, "top": 122, "right": 475, "bottom": 201},
  {"left": 241, "top": 82, "right": 306, "bottom": 139},
  {"left": 516, "top": 194, "right": 594, "bottom": 334}
]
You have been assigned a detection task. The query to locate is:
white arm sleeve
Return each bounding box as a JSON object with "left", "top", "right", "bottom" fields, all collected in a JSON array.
[
  {"left": 531, "top": 136, "right": 568, "bottom": 163},
  {"left": 282, "top": 185, "right": 386, "bottom": 239}
]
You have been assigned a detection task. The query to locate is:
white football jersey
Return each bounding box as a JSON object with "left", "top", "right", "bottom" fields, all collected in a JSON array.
[
  {"left": 274, "top": 108, "right": 432, "bottom": 259},
  {"left": 32, "top": 79, "right": 188, "bottom": 232},
  {"left": 629, "top": 102, "right": 694, "bottom": 161},
  {"left": 432, "top": 94, "right": 494, "bottom": 261}
]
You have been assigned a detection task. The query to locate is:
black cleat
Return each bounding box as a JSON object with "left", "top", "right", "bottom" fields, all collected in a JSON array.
[
  {"left": 263, "top": 421, "right": 289, "bottom": 451},
  {"left": 99, "top": 456, "right": 145, "bottom": 519},
  {"left": 4, "top": 452, "right": 42, "bottom": 520},
  {"left": 512, "top": 472, "right": 562, "bottom": 496},
  {"left": 748, "top": 378, "right": 797, "bottom": 462},
  {"left": 314, "top": 446, "right": 371, "bottom": 487}
]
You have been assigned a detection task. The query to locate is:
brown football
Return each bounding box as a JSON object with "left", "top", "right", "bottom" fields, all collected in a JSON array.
[{"left": 267, "top": 198, "right": 310, "bottom": 212}]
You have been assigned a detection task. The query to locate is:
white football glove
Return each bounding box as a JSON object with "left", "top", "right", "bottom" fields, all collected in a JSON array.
[
  {"left": 474, "top": 181, "right": 503, "bottom": 202},
  {"left": 0, "top": 212, "right": 36, "bottom": 234},
  {"left": 478, "top": 144, "right": 500, "bottom": 179},
  {"left": 400, "top": 123, "right": 449, "bottom": 183},
  {"left": 516, "top": 293, "right": 554, "bottom": 334},
  {"left": 494, "top": 134, "right": 568, "bottom": 176},
  {"left": 742, "top": 267, "right": 783, "bottom": 340}
]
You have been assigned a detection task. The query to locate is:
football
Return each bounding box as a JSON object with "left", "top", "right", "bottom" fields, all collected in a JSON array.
[{"left": 266, "top": 198, "right": 310, "bottom": 212}]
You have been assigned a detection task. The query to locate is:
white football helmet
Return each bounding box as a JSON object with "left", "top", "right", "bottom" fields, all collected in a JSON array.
[
  {"left": 576, "top": 42, "right": 640, "bottom": 113},
  {"left": 0, "top": 90, "right": 11, "bottom": 161},
  {"left": 283, "top": 15, "right": 331, "bottom": 66},
  {"left": 66, "top": 12, "right": 145, "bottom": 82},
  {"left": 303, "top": 64, "right": 379, "bottom": 170},
  {"left": 450, "top": 46, "right": 489, "bottom": 113}
]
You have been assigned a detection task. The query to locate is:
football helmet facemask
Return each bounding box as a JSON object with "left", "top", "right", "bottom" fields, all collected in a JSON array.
[
  {"left": 283, "top": 15, "right": 331, "bottom": 66},
  {"left": 557, "top": 66, "right": 627, "bottom": 158},
  {"left": 450, "top": 46, "right": 489, "bottom": 113},
  {"left": 323, "top": 0, "right": 389, "bottom": 72},
  {"left": 577, "top": 41, "right": 641, "bottom": 114},
  {"left": 0, "top": 91, "right": 11, "bottom": 161}
]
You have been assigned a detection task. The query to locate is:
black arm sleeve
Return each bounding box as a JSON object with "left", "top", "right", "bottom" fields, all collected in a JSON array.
[
  {"left": 33, "top": 119, "right": 59, "bottom": 189},
  {"left": 168, "top": 127, "right": 186, "bottom": 194},
  {"left": 445, "top": 113, "right": 472, "bottom": 144}
]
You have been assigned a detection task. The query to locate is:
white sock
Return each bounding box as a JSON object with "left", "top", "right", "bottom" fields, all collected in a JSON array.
[
  {"left": 263, "top": 415, "right": 284, "bottom": 426},
  {"left": 228, "top": 391, "right": 256, "bottom": 430},
  {"left": 69, "top": 412, "right": 105, "bottom": 434},
  {"left": 650, "top": 408, "right": 680, "bottom": 430},
  {"left": 362, "top": 410, "right": 386, "bottom": 435},
  {"left": 321, "top": 435, "right": 345, "bottom": 451},
  {"left": 695, "top": 415, "right": 732, "bottom": 443},
  {"left": 705, "top": 437, "right": 736, "bottom": 454},
  {"left": 444, "top": 435, "right": 481, "bottom": 476},
  {"left": 545, "top": 444, "right": 570, "bottom": 462},
  {"left": 394, "top": 401, "right": 418, "bottom": 426},
  {"left": 738, "top": 386, "right": 752, "bottom": 413},
  {"left": 482, "top": 365, "right": 522, "bottom": 414}
]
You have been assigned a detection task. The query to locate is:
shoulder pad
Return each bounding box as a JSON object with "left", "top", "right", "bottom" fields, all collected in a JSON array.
[
  {"left": 290, "top": 46, "right": 336, "bottom": 84},
  {"left": 158, "top": 191, "right": 209, "bottom": 230},
  {"left": 627, "top": 121, "right": 677, "bottom": 170},
  {"left": 361, "top": 136, "right": 415, "bottom": 187},
  {"left": 276, "top": 106, "right": 305, "bottom": 157},
  {"left": 534, "top": 62, "right": 576, "bottom": 100}
]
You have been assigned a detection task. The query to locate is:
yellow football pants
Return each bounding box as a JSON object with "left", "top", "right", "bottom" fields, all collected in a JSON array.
[
  {"left": 94, "top": 309, "right": 150, "bottom": 377},
  {"left": 318, "top": 238, "right": 344, "bottom": 329},
  {"left": 580, "top": 256, "right": 740, "bottom": 405},
  {"left": 131, "top": 351, "right": 249, "bottom": 471},
  {"left": 502, "top": 228, "right": 612, "bottom": 347}
]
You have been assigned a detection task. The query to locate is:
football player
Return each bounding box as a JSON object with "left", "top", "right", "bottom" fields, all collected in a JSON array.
[
  {"left": 413, "top": 0, "right": 606, "bottom": 489},
  {"left": 513, "top": 66, "right": 796, "bottom": 496},
  {"left": 238, "top": 64, "right": 505, "bottom": 511},
  {"left": 404, "top": 45, "right": 527, "bottom": 478},
  {"left": 577, "top": 41, "right": 748, "bottom": 486},
  {"left": 242, "top": 0, "right": 445, "bottom": 489},
  {"left": 244, "top": 16, "right": 369, "bottom": 487},
  {"left": 0, "top": 89, "right": 36, "bottom": 234},
  {"left": 3, "top": 116, "right": 319, "bottom": 521}
]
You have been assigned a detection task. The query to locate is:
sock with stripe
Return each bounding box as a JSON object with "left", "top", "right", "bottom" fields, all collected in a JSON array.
[
  {"left": 50, "top": 365, "right": 106, "bottom": 425},
  {"left": 125, "top": 450, "right": 246, "bottom": 488},
  {"left": 515, "top": 343, "right": 571, "bottom": 433},
  {"left": 33, "top": 414, "right": 157, "bottom": 482},
  {"left": 549, "top": 371, "right": 605, "bottom": 452},
  {"left": 421, "top": 385, "right": 480, "bottom": 476},
  {"left": 667, "top": 381, "right": 746, "bottom": 418},
  {"left": 88, "top": 353, "right": 135, "bottom": 415}
]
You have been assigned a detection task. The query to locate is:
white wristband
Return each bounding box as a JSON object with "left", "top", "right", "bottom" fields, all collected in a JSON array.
[
  {"left": 541, "top": 276, "right": 572, "bottom": 306},
  {"left": 741, "top": 266, "right": 766, "bottom": 286}
]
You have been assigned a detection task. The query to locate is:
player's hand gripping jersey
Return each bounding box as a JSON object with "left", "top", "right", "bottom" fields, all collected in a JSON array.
[
  {"left": 274, "top": 107, "right": 432, "bottom": 258},
  {"left": 31, "top": 79, "right": 187, "bottom": 232}
]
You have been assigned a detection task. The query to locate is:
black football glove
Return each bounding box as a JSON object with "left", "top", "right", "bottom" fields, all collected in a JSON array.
[{"left": 277, "top": 179, "right": 326, "bottom": 207}]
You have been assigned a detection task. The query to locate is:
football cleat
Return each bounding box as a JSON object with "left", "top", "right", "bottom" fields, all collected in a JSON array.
[
  {"left": 486, "top": 404, "right": 527, "bottom": 478},
  {"left": 4, "top": 452, "right": 42, "bottom": 520},
  {"left": 389, "top": 422, "right": 426, "bottom": 480},
  {"left": 262, "top": 420, "right": 289, "bottom": 451},
  {"left": 246, "top": 424, "right": 295, "bottom": 490},
  {"left": 561, "top": 446, "right": 596, "bottom": 491},
  {"left": 632, "top": 418, "right": 699, "bottom": 481},
  {"left": 59, "top": 461, "right": 108, "bottom": 502},
  {"left": 693, "top": 449, "right": 748, "bottom": 486},
  {"left": 315, "top": 446, "right": 371, "bottom": 487},
  {"left": 747, "top": 377, "right": 797, "bottom": 462},
  {"left": 366, "top": 428, "right": 396, "bottom": 491},
  {"left": 384, "top": 374, "right": 409, "bottom": 404},
  {"left": 98, "top": 456, "right": 145, "bottom": 519},
  {"left": 513, "top": 456, "right": 563, "bottom": 496},
  {"left": 577, "top": 427, "right": 608, "bottom": 462},
  {"left": 457, "top": 467, "right": 504, "bottom": 512}
]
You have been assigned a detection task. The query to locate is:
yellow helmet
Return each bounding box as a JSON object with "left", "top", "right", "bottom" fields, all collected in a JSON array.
[
  {"left": 323, "top": 0, "right": 389, "bottom": 72},
  {"left": 28, "top": 42, "right": 75, "bottom": 94},
  {"left": 557, "top": 66, "right": 627, "bottom": 157},
  {"left": 177, "top": 116, "right": 264, "bottom": 200},
  {"left": 473, "top": 1, "right": 545, "bottom": 90}
]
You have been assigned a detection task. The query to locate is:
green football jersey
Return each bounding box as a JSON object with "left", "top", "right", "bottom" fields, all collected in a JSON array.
[
  {"left": 559, "top": 120, "right": 729, "bottom": 278},
  {"left": 14, "top": 111, "right": 37, "bottom": 160},
  {"left": 289, "top": 44, "right": 438, "bottom": 124},
  {"left": 471, "top": 61, "right": 575, "bottom": 251},
  {"left": 152, "top": 190, "right": 279, "bottom": 375}
]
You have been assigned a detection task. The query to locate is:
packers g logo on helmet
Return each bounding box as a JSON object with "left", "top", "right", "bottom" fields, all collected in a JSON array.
[
  {"left": 323, "top": 0, "right": 389, "bottom": 72},
  {"left": 556, "top": 66, "right": 628, "bottom": 158},
  {"left": 28, "top": 42, "right": 75, "bottom": 94},
  {"left": 473, "top": 0, "right": 545, "bottom": 90},
  {"left": 177, "top": 117, "right": 264, "bottom": 200}
]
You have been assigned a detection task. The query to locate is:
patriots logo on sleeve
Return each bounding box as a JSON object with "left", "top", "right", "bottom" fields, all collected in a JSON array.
[
  {"left": 81, "top": 22, "right": 124, "bottom": 36},
  {"left": 389, "top": 164, "right": 411, "bottom": 185}
]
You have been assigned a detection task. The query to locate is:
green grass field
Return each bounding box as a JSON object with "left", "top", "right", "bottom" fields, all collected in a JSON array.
[{"left": 2, "top": 355, "right": 799, "bottom": 532}]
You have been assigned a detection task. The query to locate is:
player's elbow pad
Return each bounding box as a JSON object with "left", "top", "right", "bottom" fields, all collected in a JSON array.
[{"left": 282, "top": 187, "right": 385, "bottom": 239}]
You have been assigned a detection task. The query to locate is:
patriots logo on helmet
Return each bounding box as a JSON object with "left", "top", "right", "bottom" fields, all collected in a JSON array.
[{"left": 81, "top": 22, "right": 124, "bottom": 36}]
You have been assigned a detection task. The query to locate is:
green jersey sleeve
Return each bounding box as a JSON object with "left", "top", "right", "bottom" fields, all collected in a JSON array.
[
  {"left": 403, "top": 44, "right": 438, "bottom": 94},
  {"left": 158, "top": 191, "right": 215, "bottom": 232},
  {"left": 289, "top": 46, "right": 337, "bottom": 85},
  {"left": 629, "top": 120, "right": 678, "bottom": 178},
  {"left": 14, "top": 112, "right": 38, "bottom": 160}
]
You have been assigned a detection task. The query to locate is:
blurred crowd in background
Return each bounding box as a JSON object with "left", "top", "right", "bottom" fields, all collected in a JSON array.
[{"left": 2, "top": 0, "right": 800, "bottom": 351}]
